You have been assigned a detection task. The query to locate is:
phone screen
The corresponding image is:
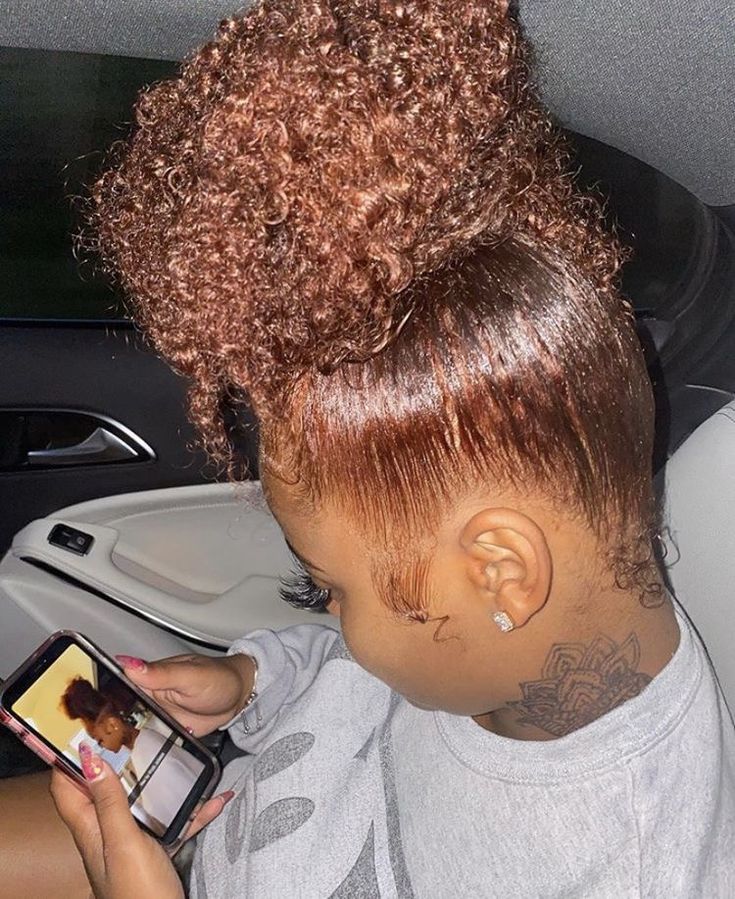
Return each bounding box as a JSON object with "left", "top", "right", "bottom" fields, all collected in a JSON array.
[{"left": 4, "top": 635, "right": 214, "bottom": 840}]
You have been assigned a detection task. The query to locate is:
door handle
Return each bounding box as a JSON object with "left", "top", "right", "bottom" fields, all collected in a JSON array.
[
  {"left": 0, "top": 408, "right": 155, "bottom": 471},
  {"left": 27, "top": 427, "right": 140, "bottom": 466}
]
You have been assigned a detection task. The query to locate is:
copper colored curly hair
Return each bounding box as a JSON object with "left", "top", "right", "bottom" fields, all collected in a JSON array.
[
  {"left": 87, "top": 0, "right": 622, "bottom": 430},
  {"left": 86, "top": 0, "right": 660, "bottom": 609}
]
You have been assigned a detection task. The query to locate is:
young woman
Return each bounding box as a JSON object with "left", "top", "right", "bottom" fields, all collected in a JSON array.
[{"left": 3, "top": 1, "right": 733, "bottom": 896}]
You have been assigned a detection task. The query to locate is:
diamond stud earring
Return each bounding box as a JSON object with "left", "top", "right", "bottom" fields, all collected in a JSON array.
[{"left": 492, "top": 611, "right": 515, "bottom": 633}]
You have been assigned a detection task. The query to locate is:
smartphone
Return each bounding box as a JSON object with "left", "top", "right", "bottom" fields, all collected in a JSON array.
[{"left": 0, "top": 630, "right": 221, "bottom": 847}]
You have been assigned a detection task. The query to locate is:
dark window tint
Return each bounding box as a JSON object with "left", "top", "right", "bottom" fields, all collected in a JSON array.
[
  {"left": 0, "top": 47, "right": 176, "bottom": 321},
  {"left": 571, "top": 132, "right": 711, "bottom": 320},
  {"left": 1, "top": 49, "right": 727, "bottom": 343},
  {"left": 571, "top": 133, "right": 735, "bottom": 382},
  {"left": 572, "top": 132, "right": 735, "bottom": 460}
]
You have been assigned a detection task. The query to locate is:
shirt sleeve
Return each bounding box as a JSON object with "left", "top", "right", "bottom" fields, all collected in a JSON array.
[{"left": 219, "top": 623, "right": 342, "bottom": 753}]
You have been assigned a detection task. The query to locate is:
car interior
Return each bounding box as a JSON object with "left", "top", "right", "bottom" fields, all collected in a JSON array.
[{"left": 1, "top": 0, "right": 734, "bottom": 788}]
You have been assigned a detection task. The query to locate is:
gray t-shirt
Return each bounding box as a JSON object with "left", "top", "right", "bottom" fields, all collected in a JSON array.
[{"left": 191, "top": 603, "right": 735, "bottom": 897}]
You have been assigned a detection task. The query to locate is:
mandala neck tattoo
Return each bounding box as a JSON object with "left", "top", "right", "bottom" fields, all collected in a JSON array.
[{"left": 506, "top": 633, "right": 652, "bottom": 738}]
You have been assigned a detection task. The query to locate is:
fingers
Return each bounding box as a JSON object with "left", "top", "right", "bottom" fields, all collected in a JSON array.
[
  {"left": 182, "top": 790, "right": 236, "bottom": 841},
  {"left": 115, "top": 653, "right": 200, "bottom": 693},
  {"left": 49, "top": 767, "right": 94, "bottom": 833},
  {"left": 78, "top": 742, "right": 139, "bottom": 846}
]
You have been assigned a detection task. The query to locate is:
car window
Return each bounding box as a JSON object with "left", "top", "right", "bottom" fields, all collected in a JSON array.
[
  {"left": 571, "top": 132, "right": 734, "bottom": 379},
  {"left": 571, "top": 133, "right": 711, "bottom": 316},
  {"left": 2, "top": 46, "right": 720, "bottom": 337},
  {"left": 0, "top": 47, "right": 175, "bottom": 322}
]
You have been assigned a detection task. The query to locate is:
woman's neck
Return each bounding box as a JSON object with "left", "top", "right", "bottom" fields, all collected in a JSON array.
[
  {"left": 474, "top": 582, "right": 680, "bottom": 741},
  {"left": 122, "top": 723, "right": 140, "bottom": 750}
]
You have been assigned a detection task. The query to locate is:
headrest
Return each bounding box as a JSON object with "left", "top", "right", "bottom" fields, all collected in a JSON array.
[{"left": 664, "top": 400, "right": 735, "bottom": 716}]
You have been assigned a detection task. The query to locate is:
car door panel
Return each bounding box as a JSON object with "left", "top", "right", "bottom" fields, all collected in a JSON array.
[
  {"left": 0, "top": 481, "right": 338, "bottom": 678},
  {"left": 0, "top": 324, "right": 228, "bottom": 553}
]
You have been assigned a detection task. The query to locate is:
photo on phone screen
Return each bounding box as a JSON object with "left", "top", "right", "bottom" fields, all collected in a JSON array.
[{"left": 5, "top": 637, "right": 212, "bottom": 839}]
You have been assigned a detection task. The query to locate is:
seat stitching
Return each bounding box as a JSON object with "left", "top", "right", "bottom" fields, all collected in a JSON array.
[{"left": 715, "top": 408, "right": 735, "bottom": 426}]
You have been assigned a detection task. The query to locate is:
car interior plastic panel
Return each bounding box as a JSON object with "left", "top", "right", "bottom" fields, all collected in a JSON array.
[
  {"left": 0, "top": 551, "right": 194, "bottom": 680},
  {"left": 664, "top": 400, "right": 735, "bottom": 718},
  {"left": 0, "top": 482, "right": 337, "bottom": 678}
]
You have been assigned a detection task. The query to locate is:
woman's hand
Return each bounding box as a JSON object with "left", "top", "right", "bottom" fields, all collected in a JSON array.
[
  {"left": 50, "top": 744, "right": 234, "bottom": 899},
  {"left": 115, "top": 652, "right": 255, "bottom": 737}
]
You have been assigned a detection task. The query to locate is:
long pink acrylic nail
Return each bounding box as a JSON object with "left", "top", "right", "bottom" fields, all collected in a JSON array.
[
  {"left": 115, "top": 654, "right": 147, "bottom": 671},
  {"left": 79, "top": 741, "right": 104, "bottom": 781}
]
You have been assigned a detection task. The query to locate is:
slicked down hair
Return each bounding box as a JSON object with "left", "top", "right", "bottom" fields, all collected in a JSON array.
[{"left": 269, "top": 238, "right": 658, "bottom": 615}]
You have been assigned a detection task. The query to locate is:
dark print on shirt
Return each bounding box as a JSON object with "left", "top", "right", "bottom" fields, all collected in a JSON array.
[
  {"left": 224, "top": 780, "right": 250, "bottom": 866},
  {"left": 354, "top": 727, "right": 376, "bottom": 761},
  {"left": 225, "top": 731, "right": 316, "bottom": 862},
  {"left": 253, "top": 732, "right": 315, "bottom": 783},
  {"left": 249, "top": 796, "right": 315, "bottom": 852},
  {"left": 329, "top": 823, "right": 380, "bottom": 898},
  {"left": 325, "top": 635, "right": 354, "bottom": 663},
  {"left": 508, "top": 633, "right": 652, "bottom": 737},
  {"left": 218, "top": 692, "right": 415, "bottom": 897}
]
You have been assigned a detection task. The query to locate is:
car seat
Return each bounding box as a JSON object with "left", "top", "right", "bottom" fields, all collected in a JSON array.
[{"left": 664, "top": 399, "right": 735, "bottom": 718}]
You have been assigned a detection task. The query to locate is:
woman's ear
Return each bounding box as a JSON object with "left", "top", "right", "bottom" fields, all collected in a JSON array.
[
  {"left": 100, "top": 715, "right": 119, "bottom": 736},
  {"left": 460, "top": 508, "right": 552, "bottom": 628}
]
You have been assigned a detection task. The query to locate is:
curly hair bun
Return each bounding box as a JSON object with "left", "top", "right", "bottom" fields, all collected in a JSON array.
[
  {"left": 61, "top": 676, "right": 107, "bottom": 721},
  {"left": 89, "top": 0, "right": 619, "bottom": 445}
]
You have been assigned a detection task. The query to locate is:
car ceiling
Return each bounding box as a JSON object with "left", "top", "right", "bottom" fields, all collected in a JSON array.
[{"left": 0, "top": 0, "right": 733, "bottom": 207}]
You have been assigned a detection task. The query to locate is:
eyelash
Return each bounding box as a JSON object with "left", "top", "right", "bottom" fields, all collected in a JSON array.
[{"left": 279, "top": 564, "right": 331, "bottom": 612}]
